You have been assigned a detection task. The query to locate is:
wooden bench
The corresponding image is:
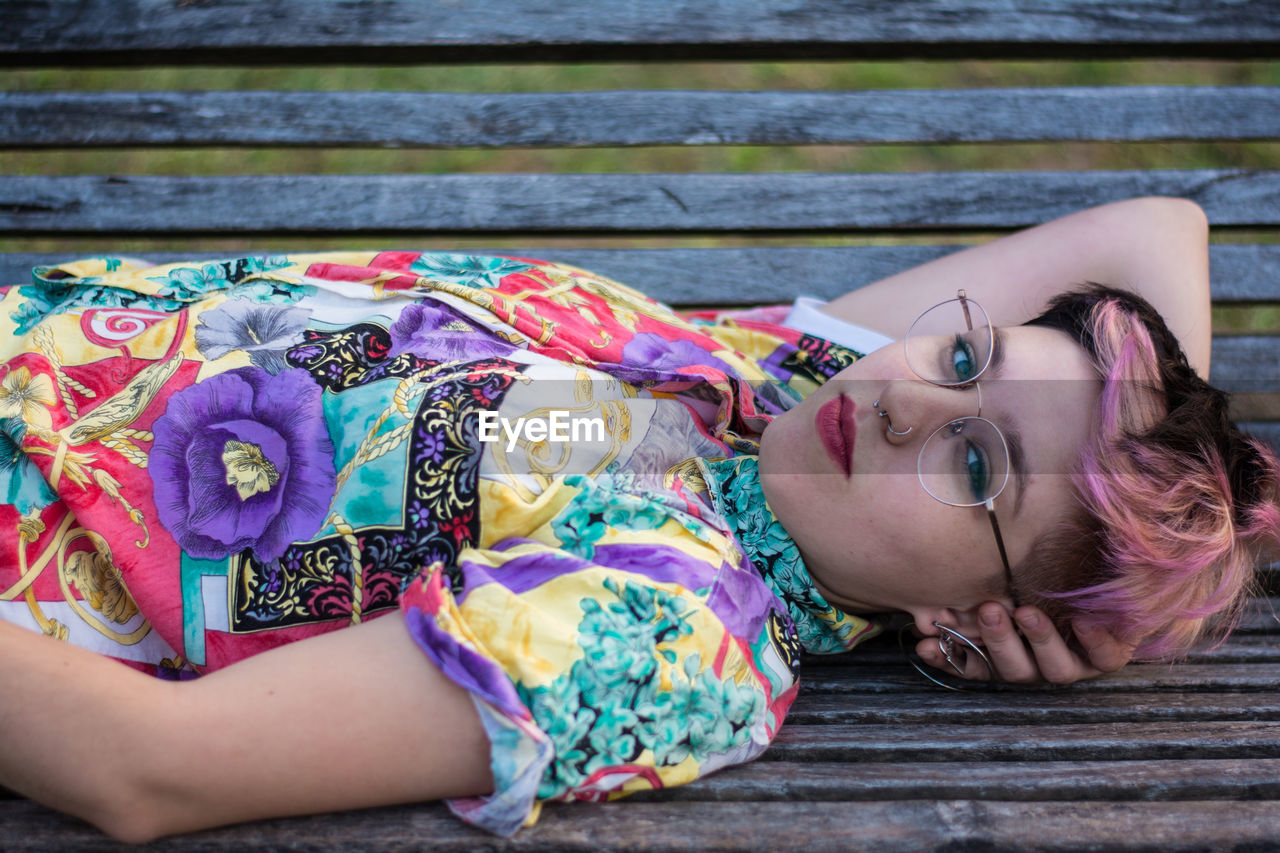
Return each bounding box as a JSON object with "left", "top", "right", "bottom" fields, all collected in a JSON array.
[{"left": 3, "top": 1, "right": 1280, "bottom": 848}]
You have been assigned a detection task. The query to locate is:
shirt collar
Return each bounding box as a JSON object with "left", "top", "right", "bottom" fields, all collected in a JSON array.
[{"left": 698, "top": 455, "right": 879, "bottom": 655}]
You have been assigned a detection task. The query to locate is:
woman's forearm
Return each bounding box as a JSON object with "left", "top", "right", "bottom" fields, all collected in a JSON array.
[
  {"left": 823, "top": 196, "right": 1212, "bottom": 376},
  {"left": 0, "top": 615, "right": 493, "bottom": 843},
  {"left": 0, "top": 620, "right": 164, "bottom": 838}
]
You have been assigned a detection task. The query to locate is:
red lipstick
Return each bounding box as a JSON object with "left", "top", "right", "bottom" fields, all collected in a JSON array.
[{"left": 816, "top": 394, "right": 856, "bottom": 477}]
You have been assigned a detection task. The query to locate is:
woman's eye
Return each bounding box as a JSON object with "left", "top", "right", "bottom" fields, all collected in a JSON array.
[
  {"left": 950, "top": 335, "right": 977, "bottom": 381},
  {"left": 963, "top": 440, "right": 990, "bottom": 501}
]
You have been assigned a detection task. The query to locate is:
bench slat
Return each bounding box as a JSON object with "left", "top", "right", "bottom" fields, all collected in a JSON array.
[
  {"left": 634, "top": 758, "right": 1280, "bottom": 801},
  {"left": 1210, "top": 337, "right": 1280, "bottom": 392},
  {"left": 787, "top": 691, "right": 1280, "bottom": 725},
  {"left": 1244, "top": 422, "right": 1280, "bottom": 453},
  {"left": 767, "top": 720, "right": 1280, "bottom": 762},
  {"left": 800, "top": 662, "right": 1280, "bottom": 694},
  {"left": 6, "top": 86, "right": 1280, "bottom": 148},
  {"left": 4, "top": 171, "right": 1280, "bottom": 233},
  {"left": 1, "top": 249, "right": 1276, "bottom": 443},
  {"left": 4, "top": 245, "right": 1279, "bottom": 304},
  {"left": 5, "top": 0, "right": 1280, "bottom": 64},
  {"left": 5, "top": 798, "right": 1279, "bottom": 851},
  {"left": 12, "top": 758, "right": 1276, "bottom": 806}
]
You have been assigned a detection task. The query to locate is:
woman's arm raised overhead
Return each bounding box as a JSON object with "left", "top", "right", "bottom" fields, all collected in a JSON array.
[
  {"left": 823, "top": 196, "right": 1212, "bottom": 377},
  {"left": 0, "top": 616, "right": 492, "bottom": 843}
]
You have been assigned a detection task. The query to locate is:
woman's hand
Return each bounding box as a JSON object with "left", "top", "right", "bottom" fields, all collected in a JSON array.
[{"left": 916, "top": 602, "right": 1135, "bottom": 685}]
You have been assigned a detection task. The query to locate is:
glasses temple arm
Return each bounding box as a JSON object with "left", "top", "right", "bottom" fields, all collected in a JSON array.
[
  {"left": 985, "top": 497, "right": 1019, "bottom": 608},
  {"left": 958, "top": 288, "right": 974, "bottom": 331}
]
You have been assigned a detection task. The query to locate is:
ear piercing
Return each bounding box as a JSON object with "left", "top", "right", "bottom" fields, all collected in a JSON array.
[{"left": 873, "top": 398, "right": 912, "bottom": 436}]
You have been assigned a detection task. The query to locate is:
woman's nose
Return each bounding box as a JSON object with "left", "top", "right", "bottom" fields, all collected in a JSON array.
[{"left": 876, "top": 378, "right": 980, "bottom": 443}]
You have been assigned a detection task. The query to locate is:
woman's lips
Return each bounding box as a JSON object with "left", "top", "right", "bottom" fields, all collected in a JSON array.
[{"left": 816, "top": 394, "right": 856, "bottom": 477}]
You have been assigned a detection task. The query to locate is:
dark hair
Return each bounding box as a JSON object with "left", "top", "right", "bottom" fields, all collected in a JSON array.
[{"left": 1019, "top": 285, "right": 1280, "bottom": 659}]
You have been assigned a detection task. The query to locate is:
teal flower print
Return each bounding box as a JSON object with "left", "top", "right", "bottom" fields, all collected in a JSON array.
[
  {"left": 586, "top": 705, "right": 639, "bottom": 769},
  {"left": 148, "top": 264, "right": 237, "bottom": 299},
  {"left": 577, "top": 597, "right": 659, "bottom": 703},
  {"left": 147, "top": 256, "right": 294, "bottom": 301},
  {"left": 701, "top": 455, "right": 861, "bottom": 655},
  {"left": 10, "top": 280, "right": 182, "bottom": 336},
  {"left": 518, "top": 578, "right": 762, "bottom": 801},
  {"left": 552, "top": 475, "right": 670, "bottom": 560},
  {"left": 409, "top": 253, "right": 534, "bottom": 289},
  {"left": 636, "top": 674, "right": 696, "bottom": 765},
  {"left": 0, "top": 418, "right": 56, "bottom": 514}
]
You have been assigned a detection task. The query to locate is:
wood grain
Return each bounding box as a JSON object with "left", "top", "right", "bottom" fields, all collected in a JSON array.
[
  {"left": 4, "top": 798, "right": 1280, "bottom": 851},
  {"left": 5, "top": 245, "right": 1280, "bottom": 304},
  {"left": 4, "top": 171, "right": 1280, "bottom": 234},
  {"left": 5, "top": 0, "right": 1280, "bottom": 63},
  {"left": 6, "top": 87, "right": 1279, "bottom": 148}
]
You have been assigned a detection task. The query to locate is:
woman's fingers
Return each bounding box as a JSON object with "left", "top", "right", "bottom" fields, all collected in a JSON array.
[
  {"left": 1071, "top": 620, "right": 1135, "bottom": 673},
  {"left": 976, "top": 604, "right": 1041, "bottom": 683},
  {"left": 912, "top": 606, "right": 1133, "bottom": 686},
  {"left": 1012, "top": 606, "right": 1101, "bottom": 684}
]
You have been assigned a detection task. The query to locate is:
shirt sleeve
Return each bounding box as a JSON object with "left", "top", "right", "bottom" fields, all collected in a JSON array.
[{"left": 398, "top": 473, "right": 799, "bottom": 835}]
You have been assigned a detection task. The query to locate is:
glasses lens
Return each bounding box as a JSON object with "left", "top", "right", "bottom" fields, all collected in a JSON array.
[
  {"left": 905, "top": 296, "right": 994, "bottom": 386},
  {"left": 918, "top": 417, "right": 1010, "bottom": 506}
]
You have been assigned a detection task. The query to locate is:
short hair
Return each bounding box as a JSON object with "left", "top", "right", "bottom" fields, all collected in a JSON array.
[{"left": 1019, "top": 285, "right": 1280, "bottom": 660}]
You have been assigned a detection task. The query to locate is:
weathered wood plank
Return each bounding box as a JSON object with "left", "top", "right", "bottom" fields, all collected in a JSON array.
[
  {"left": 766, "top": 720, "right": 1280, "bottom": 761},
  {"left": 826, "top": 638, "right": 1273, "bottom": 672},
  {"left": 798, "top": 662, "right": 1280, "bottom": 694},
  {"left": 1244, "top": 421, "right": 1280, "bottom": 454},
  {"left": 5, "top": 0, "right": 1280, "bottom": 64},
  {"left": 6, "top": 798, "right": 1280, "bottom": 852},
  {"left": 7, "top": 86, "right": 1280, "bottom": 148},
  {"left": 786, "top": 690, "right": 1280, "bottom": 725},
  {"left": 1210, "top": 336, "right": 1280, "bottom": 393},
  {"left": 632, "top": 758, "right": 1280, "bottom": 802},
  {"left": 4, "top": 245, "right": 1280, "bottom": 305},
  {"left": 4, "top": 171, "right": 1280, "bottom": 234},
  {"left": 1238, "top": 595, "right": 1280, "bottom": 631}
]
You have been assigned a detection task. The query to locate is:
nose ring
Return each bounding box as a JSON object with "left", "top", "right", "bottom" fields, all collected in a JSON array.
[{"left": 873, "top": 398, "right": 912, "bottom": 436}]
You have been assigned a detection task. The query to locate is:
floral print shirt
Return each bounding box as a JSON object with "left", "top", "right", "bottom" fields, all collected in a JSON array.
[{"left": 0, "top": 252, "right": 880, "bottom": 834}]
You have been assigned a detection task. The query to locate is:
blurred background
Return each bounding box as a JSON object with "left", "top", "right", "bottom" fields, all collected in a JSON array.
[{"left": 2, "top": 59, "right": 1278, "bottom": 330}]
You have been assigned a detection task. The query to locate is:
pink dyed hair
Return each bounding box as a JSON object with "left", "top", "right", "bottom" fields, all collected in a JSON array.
[{"left": 1022, "top": 286, "right": 1280, "bottom": 660}]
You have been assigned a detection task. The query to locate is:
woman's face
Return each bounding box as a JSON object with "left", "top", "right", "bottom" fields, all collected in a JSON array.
[{"left": 758, "top": 324, "right": 1101, "bottom": 637}]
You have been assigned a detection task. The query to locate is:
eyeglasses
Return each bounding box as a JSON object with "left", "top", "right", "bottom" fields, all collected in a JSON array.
[
  {"left": 898, "top": 621, "right": 998, "bottom": 691},
  {"left": 901, "top": 289, "right": 1016, "bottom": 607}
]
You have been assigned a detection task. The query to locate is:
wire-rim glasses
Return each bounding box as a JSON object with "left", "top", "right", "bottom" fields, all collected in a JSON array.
[{"left": 898, "top": 290, "right": 1020, "bottom": 686}]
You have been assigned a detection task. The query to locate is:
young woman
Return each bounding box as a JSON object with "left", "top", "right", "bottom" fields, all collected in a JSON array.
[{"left": 0, "top": 197, "right": 1275, "bottom": 842}]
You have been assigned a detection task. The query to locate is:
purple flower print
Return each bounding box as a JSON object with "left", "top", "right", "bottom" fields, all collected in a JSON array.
[
  {"left": 150, "top": 367, "right": 336, "bottom": 562},
  {"left": 194, "top": 299, "right": 311, "bottom": 375},
  {"left": 259, "top": 559, "right": 285, "bottom": 596},
  {"left": 289, "top": 344, "right": 323, "bottom": 362},
  {"left": 417, "top": 425, "right": 446, "bottom": 465},
  {"left": 388, "top": 303, "right": 516, "bottom": 363},
  {"left": 617, "top": 333, "right": 734, "bottom": 384},
  {"left": 406, "top": 499, "right": 430, "bottom": 528}
]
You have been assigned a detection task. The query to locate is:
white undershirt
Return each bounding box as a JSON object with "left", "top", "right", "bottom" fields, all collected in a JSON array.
[{"left": 783, "top": 296, "right": 895, "bottom": 354}]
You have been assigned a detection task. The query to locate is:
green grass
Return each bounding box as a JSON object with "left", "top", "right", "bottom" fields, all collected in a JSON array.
[
  {"left": 3, "top": 58, "right": 1278, "bottom": 331},
  {"left": 4, "top": 59, "right": 1278, "bottom": 178}
]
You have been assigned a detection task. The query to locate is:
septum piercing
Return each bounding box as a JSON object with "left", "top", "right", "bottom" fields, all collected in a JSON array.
[{"left": 872, "top": 398, "right": 912, "bottom": 436}]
